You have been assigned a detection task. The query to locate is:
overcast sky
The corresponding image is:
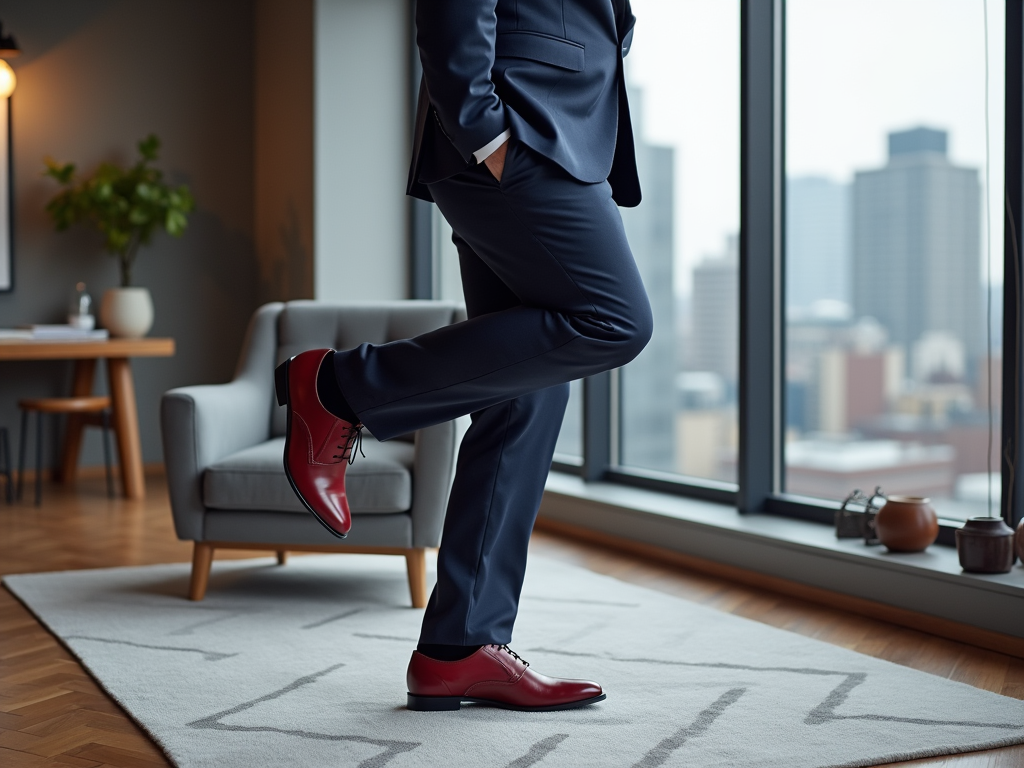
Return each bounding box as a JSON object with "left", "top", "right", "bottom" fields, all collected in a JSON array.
[{"left": 626, "top": 0, "right": 1005, "bottom": 296}]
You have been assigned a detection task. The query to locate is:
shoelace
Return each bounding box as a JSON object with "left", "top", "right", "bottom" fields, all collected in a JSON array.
[
  {"left": 497, "top": 644, "right": 529, "bottom": 667},
  {"left": 332, "top": 424, "right": 365, "bottom": 464}
]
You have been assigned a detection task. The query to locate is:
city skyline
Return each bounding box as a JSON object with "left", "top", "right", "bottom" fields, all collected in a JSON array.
[
  {"left": 625, "top": 0, "right": 1003, "bottom": 295},
  {"left": 667, "top": 123, "right": 999, "bottom": 509}
]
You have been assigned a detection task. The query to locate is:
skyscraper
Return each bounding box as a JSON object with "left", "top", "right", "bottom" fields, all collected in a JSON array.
[
  {"left": 618, "top": 88, "right": 677, "bottom": 472},
  {"left": 690, "top": 235, "right": 738, "bottom": 384},
  {"left": 786, "top": 176, "right": 850, "bottom": 313},
  {"left": 851, "top": 127, "right": 982, "bottom": 369}
]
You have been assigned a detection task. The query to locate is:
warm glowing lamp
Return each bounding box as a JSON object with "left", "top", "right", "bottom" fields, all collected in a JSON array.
[{"left": 0, "top": 60, "right": 15, "bottom": 99}]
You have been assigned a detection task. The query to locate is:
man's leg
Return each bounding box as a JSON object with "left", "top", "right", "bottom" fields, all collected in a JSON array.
[
  {"left": 419, "top": 232, "right": 570, "bottom": 646},
  {"left": 332, "top": 141, "right": 653, "bottom": 442},
  {"left": 401, "top": 226, "right": 601, "bottom": 713}
]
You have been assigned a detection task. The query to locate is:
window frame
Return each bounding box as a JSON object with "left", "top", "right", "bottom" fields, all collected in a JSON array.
[{"left": 410, "top": 0, "right": 1024, "bottom": 540}]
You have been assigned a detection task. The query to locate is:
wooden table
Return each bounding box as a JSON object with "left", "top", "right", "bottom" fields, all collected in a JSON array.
[{"left": 0, "top": 338, "right": 175, "bottom": 499}]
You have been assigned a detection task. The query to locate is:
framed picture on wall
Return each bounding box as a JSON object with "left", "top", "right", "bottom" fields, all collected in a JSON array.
[{"left": 0, "top": 95, "right": 10, "bottom": 292}]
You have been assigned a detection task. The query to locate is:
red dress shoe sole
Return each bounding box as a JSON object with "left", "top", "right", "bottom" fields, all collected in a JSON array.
[
  {"left": 275, "top": 358, "right": 348, "bottom": 540},
  {"left": 406, "top": 692, "right": 607, "bottom": 712}
]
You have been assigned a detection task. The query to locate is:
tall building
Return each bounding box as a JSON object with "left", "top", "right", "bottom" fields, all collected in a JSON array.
[
  {"left": 786, "top": 176, "right": 850, "bottom": 313},
  {"left": 690, "top": 235, "right": 738, "bottom": 383},
  {"left": 618, "top": 88, "right": 677, "bottom": 472},
  {"left": 851, "top": 127, "right": 982, "bottom": 368}
]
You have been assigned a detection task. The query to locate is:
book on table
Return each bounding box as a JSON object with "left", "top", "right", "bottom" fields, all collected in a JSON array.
[{"left": 0, "top": 325, "right": 110, "bottom": 341}]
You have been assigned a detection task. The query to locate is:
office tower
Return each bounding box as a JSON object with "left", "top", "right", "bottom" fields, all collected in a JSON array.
[
  {"left": 690, "top": 235, "right": 738, "bottom": 383},
  {"left": 851, "top": 127, "right": 982, "bottom": 370},
  {"left": 618, "top": 88, "right": 677, "bottom": 472},
  {"left": 787, "top": 176, "right": 850, "bottom": 313}
]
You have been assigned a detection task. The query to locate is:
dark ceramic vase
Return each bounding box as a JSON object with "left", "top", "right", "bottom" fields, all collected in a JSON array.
[
  {"left": 956, "top": 518, "right": 1016, "bottom": 574},
  {"left": 875, "top": 496, "right": 938, "bottom": 552}
]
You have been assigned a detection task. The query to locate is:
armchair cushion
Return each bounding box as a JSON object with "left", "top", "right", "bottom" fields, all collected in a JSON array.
[{"left": 203, "top": 435, "right": 414, "bottom": 514}]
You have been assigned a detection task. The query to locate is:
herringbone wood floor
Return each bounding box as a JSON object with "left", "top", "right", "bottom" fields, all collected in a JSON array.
[{"left": 1, "top": 472, "right": 1022, "bottom": 767}]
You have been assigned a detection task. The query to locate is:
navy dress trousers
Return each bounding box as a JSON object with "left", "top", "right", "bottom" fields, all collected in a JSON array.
[{"left": 332, "top": 0, "right": 652, "bottom": 646}]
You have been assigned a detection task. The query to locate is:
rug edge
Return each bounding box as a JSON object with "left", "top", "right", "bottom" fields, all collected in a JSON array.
[
  {"left": 1, "top": 580, "right": 184, "bottom": 768},
  {"left": 824, "top": 731, "right": 1024, "bottom": 768}
]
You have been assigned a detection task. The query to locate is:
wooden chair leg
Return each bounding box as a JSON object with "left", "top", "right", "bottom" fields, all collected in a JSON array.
[
  {"left": 189, "top": 543, "right": 215, "bottom": 601},
  {"left": 101, "top": 410, "right": 115, "bottom": 499},
  {"left": 0, "top": 427, "right": 11, "bottom": 504},
  {"left": 34, "top": 412, "right": 43, "bottom": 507},
  {"left": 405, "top": 548, "right": 428, "bottom": 609},
  {"left": 16, "top": 409, "right": 27, "bottom": 501},
  {"left": 276, "top": 550, "right": 288, "bottom": 565}
]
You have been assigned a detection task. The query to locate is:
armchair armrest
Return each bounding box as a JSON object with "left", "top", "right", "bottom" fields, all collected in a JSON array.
[
  {"left": 410, "top": 415, "right": 468, "bottom": 547},
  {"left": 161, "top": 301, "right": 282, "bottom": 540},
  {"left": 161, "top": 380, "right": 272, "bottom": 540}
]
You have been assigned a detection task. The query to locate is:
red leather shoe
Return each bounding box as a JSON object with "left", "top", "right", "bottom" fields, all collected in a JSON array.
[
  {"left": 275, "top": 349, "right": 363, "bottom": 539},
  {"left": 406, "top": 644, "right": 605, "bottom": 711}
]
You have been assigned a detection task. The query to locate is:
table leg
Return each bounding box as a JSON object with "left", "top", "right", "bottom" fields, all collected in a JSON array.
[
  {"left": 58, "top": 359, "right": 96, "bottom": 483},
  {"left": 107, "top": 357, "right": 145, "bottom": 500}
]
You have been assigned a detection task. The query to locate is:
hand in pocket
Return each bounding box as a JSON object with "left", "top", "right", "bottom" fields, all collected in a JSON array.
[{"left": 484, "top": 139, "right": 510, "bottom": 182}]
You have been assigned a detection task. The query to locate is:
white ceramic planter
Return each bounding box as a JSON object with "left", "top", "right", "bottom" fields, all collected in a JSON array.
[{"left": 100, "top": 287, "right": 154, "bottom": 338}]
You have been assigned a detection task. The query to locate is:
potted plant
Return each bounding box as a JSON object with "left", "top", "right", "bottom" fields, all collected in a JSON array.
[{"left": 44, "top": 134, "right": 194, "bottom": 337}]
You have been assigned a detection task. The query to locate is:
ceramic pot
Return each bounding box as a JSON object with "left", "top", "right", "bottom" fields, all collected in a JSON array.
[
  {"left": 100, "top": 287, "right": 154, "bottom": 338},
  {"left": 957, "top": 518, "right": 1016, "bottom": 573},
  {"left": 874, "top": 496, "right": 938, "bottom": 552},
  {"left": 1016, "top": 519, "right": 1024, "bottom": 563}
]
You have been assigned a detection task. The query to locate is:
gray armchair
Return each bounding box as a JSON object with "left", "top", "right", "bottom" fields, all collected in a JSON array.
[{"left": 161, "top": 300, "right": 467, "bottom": 606}]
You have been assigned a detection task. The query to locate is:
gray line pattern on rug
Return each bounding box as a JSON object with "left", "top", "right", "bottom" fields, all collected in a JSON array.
[
  {"left": 503, "top": 733, "right": 569, "bottom": 768},
  {"left": 169, "top": 612, "right": 243, "bottom": 636},
  {"left": 556, "top": 621, "right": 609, "bottom": 647},
  {"left": 302, "top": 608, "right": 366, "bottom": 630},
  {"left": 65, "top": 635, "right": 237, "bottom": 661},
  {"left": 353, "top": 632, "right": 419, "bottom": 642},
  {"left": 806, "top": 672, "right": 1021, "bottom": 729},
  {"left": 187, "top": 663, "right": 420, "bottom": 768},
  {"left": 523, "top": 595, "right": 641, "bottom": 608},
  {"left": 632, "top": 687, "right": 747, "bottom": 768},
  {"left": 533, "top": 648, "right": 1024, "bottom": 731}
]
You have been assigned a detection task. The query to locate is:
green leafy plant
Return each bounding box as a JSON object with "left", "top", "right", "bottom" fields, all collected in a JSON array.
[{"left": 44, "top": 134, "right": 195, "bottom": 287}]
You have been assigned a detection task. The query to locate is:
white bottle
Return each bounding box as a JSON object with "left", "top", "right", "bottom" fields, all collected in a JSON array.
[{"left": 68, "top": 282, "right": 96, "bottom": 330}]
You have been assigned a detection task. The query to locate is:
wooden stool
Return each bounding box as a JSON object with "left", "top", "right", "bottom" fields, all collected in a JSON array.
[
  {"left": 0, "top": 427, "right": 11, "bottom": 504},
  {"left": 17, "top": 396, "right": 115, "bottom": 506}
]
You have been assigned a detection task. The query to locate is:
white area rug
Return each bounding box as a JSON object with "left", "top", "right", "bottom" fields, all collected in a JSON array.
[{"left": 5, "top": 554, "right": 1024, "bottom": 768}]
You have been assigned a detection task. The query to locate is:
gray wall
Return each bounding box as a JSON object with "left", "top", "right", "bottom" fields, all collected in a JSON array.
[{"left": 0, "top": 1, "right": 261, "bottom": 468}]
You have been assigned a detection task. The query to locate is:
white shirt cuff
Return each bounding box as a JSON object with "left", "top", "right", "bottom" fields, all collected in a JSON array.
[{"left": 473, "top": 129, "right": 512, "bottom": 164}]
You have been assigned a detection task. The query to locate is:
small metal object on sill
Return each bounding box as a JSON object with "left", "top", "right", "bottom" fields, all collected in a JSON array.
[{"left": 835, "top": 487, "right": 886, "bottom": 546}]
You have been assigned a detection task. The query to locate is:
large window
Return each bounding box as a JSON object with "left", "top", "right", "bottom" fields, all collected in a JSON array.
[
  {"left": 617, "top": 0, "right": 741, "bottom": 485},
  {"left": 785, "top": 0, "right": 1005, "bottom": 522},
  {"left": 424, "top": 0, "right": 1024, "bottom": 533}
]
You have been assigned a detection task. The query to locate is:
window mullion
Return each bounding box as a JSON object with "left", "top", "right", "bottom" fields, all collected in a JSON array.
[
  {"left": 738, "top": 0, "right": 781, "bottom": 514},
  {"left": 582, "top": 371, "right": 612, "bottom": 482},
  {"left": 1003, "top": 0, "right": 1024, "bottom": 527}
]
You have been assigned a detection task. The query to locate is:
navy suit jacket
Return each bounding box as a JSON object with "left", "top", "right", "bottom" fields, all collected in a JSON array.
[{"left": 407, "top": 0, "right": 641, "bottom": 208}]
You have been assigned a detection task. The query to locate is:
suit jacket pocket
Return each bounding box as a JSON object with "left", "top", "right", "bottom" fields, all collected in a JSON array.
[{"left": 494, "top": 30, "right": 585, "bottom": 72}]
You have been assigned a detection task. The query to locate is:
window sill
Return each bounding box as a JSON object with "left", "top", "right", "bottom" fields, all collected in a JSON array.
[{"left": 540, "top": 472, "right": 1024, "bottom": 642}]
